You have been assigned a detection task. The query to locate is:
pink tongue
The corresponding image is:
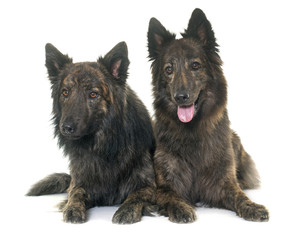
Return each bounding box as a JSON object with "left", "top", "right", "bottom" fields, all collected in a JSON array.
[{"left": 177, "top": 104, "right": 195, "bottom": 123}]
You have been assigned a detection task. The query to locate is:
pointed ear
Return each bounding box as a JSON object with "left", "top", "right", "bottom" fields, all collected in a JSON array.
[
  {"left": 99, "top": 42, "right": 129, "bottom": 82},
  {"left": 182, "top": 8, "right": 217, "bottom": 50},
  {"left": 147, "top": 18, "right": 176, "bottom": 60},
  {"left": 45, "top": 43, "right": 72, "bottom": 78}
]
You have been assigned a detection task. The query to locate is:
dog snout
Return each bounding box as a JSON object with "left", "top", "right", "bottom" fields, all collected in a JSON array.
[
  {"left": 61, "top": 123, "right": 76, "bottom": 135},
  {"left": 174, "top": 92, "right": 190, "bottom": 105}
]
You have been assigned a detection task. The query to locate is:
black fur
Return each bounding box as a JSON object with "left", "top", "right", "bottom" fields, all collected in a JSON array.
[
  {"left": 27, "top": 42, "right": 156, "bottom": 224},
  {"left": 148, "top": 8, "right": 269, "bottom": 223}
]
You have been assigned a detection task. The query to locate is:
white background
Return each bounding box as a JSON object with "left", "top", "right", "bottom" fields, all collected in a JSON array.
[{"left": 1, "top": 0, "right": 303, "bottom": 239}]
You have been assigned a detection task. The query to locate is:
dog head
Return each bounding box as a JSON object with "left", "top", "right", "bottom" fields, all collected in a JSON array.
[
  {"left": 148, "top": 8, "right": 227, "bottom": 124},
  {"left": 45, "top": 42, "right": 129, "bottom": 140}
]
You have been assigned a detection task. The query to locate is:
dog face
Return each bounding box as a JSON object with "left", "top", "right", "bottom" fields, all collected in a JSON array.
[
  {"left": 45, "top": 42, "right": 129, "bottom": 139},
  {"left": 159, "top": 39, "right": 211, "bottom": 123},
  {"left": 148, "top": 9, "right": 227, "bottom": 123},
  {"left": 56, "top": 63, "right": 110, "bottom": 139}
]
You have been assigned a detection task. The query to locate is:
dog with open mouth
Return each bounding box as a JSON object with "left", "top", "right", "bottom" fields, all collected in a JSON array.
[{"left": 148, "top": 8, "right": 269, "bottom": 223}]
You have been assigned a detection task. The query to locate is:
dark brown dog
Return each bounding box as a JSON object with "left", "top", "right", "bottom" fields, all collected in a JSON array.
[
  {"left": 148, "top": 8, "right": 269, "bottom": 223},
  {"left": 27, "top": 42, "right": 156, "bottom": 224}
]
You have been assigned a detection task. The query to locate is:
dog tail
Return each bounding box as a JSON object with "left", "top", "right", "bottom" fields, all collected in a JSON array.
[
  {"left": 232, "top": 132, "right": 260, "bottom": 190},
  {"left": 26, "top": 173, "right": 71, "bottom": 196}
]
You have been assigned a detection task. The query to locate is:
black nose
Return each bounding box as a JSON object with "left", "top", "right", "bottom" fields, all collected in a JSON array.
[
  {"left": 61, "top": 123, "right": 75, "bottom": 135},
  {"left": 174, "top": 92, "right": 190, "bottom": 104}
]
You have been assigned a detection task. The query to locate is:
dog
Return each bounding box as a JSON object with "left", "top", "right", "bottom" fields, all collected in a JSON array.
[
  {"left": 27, "top": 42, "right": 156, "bottom": 224},
  {"left": 147, "top": 8, "right": 269, "bottom": 223}
]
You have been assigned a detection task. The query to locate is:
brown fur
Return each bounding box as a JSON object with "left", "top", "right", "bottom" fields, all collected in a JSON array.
[
  {"left": 27, "top": 42, "right": 156, "bottom": 224},
  {"left": 148, "top": 8, "right": 269, "bottom": 223}
]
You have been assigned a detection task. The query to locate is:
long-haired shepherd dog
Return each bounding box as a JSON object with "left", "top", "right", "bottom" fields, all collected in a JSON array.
[
  {"left": 26, "top": 42, "right": 156, "bottom": 224},
  {"left": 148, "top": 8, "right": 269, "bottom": 223}
]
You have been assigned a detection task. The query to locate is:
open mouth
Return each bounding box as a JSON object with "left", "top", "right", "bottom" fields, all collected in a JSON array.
[{"left": 177, "top": 91, "right": 201, "bottom": 123}]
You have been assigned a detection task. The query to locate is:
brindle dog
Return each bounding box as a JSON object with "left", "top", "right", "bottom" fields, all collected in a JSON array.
[
  {"left": 148, "top": 8, "right": 269, "bottom": 223},
  {"left": 27, "top": 42, "right": 156, "bottom": 224}
]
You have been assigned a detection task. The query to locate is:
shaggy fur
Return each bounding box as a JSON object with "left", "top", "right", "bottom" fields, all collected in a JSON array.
[
  {"left": 148, "top": 8, "right": 269, "bottom": 223},
  {"left": 27, "top": 42, "right": 156, "bottom": 224}
]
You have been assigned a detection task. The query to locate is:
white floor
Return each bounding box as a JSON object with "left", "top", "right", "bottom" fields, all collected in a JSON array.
[
  {"left": 4, "top": 186, "right": 302, "bottom": 240},
  {"left": 1, "top": 1, "right": 303, "bottom": 239}
]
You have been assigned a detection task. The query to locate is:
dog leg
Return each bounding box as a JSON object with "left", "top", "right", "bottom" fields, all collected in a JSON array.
[
  {"left": 220, "top": 182, "right": 269, "bottom": 222},
  {"left": 112, "top": 186, "right": 155, "bottom": 224},
  {"left": 157, "top": 187, "right": 197, "bottom": 223},
  {"left": 62, "top": 187, "right": 87, "bottom": 223}
]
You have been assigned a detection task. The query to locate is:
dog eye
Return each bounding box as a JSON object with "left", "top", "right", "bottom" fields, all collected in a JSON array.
[
  {"left": 165, "top": 66, "right": 173, "bottom": 75},
  {"left": 191, "top": 62, "right": 201, "bottom": 70},
  {"left": 62, "top": 89, "right": 69, "bottom": 97},
  {"left": 89, "top": 92, "right": 98, "bottom": 99}
]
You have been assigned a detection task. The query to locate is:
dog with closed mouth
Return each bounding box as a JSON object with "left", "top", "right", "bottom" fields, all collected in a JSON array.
[
  {"left": 27, "top": 42, "right": 156, "bottom": 224},
  {"left": 148, "top": 8, "right": 269, "bottom": 223}
]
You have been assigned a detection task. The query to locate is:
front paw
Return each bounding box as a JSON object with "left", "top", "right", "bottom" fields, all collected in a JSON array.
[
  {"left": 112, "top": 203, "right": 142, "bottom": 224},
  {"left": 168, "top": 202, "right": 197, "bottom": 223},
  {"left": 63, "top": 205, "right": 87, "bottom": 223},
  {"left": 237, "top": 202, "right": 269, "bottom": 222}
]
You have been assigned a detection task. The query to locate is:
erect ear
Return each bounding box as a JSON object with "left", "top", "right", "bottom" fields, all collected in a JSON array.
[
  {"left": 45, "top": 43, "right": 72, "bottom": 78},
  {"left": 147, "top": 18, "right": 176, "bottom": 61},
  {"left": 182, "top": 8, "right": 217, "bottom": 50},
  {"left": 99, "top": 41, "right": 130, "bottom": 82}
]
